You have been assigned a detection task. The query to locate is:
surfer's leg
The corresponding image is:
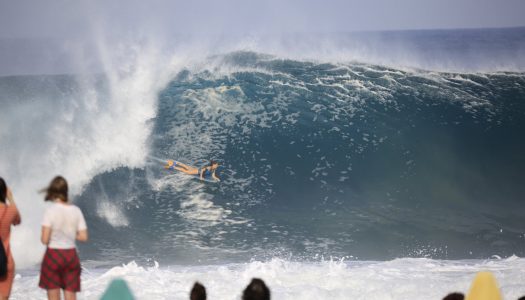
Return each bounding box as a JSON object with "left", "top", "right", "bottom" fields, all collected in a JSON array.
[
  {"left": 174, "top": 162, "right": 192, "bottom": 170},
  {"left": 172, "top": 166, "right": 189, "bottom": 173},
  {"left": 166, "top": 160, "right": 190, "bottom": 171},
  {"left": 173, "top": 166, "right": 199, "bottom": 175}
]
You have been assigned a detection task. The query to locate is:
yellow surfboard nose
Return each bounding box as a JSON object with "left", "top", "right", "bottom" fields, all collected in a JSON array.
[
  {"left": 465, "top": 271, "right": 502, "bottom": 300},
  {"left": 165, "top": 160, "right": 174, "bottom": 169}
]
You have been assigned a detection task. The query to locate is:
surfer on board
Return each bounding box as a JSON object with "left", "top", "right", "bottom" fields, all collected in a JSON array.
[{"left": 165, "top": 160, "right": 221, "bottom": 182}]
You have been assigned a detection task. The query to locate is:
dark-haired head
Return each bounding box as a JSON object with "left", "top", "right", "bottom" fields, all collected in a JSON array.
[
  {"left": 209, "top": 160, "right": 218, "bottom": 167},
  {"left": 242, "top": 278, "right": 270, "bottom": 300},
  {"left": 0, "top": 177, "right": 6, "bottom": 204},
  {"left": 190, "top": 282, "right": 206, "bottom": 300},
  {"left": 43, "top": 176, "right": 68, "bottom": 202},
  {"left": 443, "top": 292, "right": 464, "bottom": 300}
]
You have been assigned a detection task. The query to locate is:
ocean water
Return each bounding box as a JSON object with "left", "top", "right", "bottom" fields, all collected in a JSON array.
[{"left": 1, "top": 28, "right": 525, "bottom": 299}]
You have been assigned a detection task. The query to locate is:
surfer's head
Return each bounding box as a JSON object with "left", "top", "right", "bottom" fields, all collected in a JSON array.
[
  {"left": 0, "top": 177, "right": 6, "bottom": 203},
  {"left": 43, "top": 176, "right": 69, "bottom": 202},
  {"left": 209, "top": 160, "right": 219, "bottom": 169}
]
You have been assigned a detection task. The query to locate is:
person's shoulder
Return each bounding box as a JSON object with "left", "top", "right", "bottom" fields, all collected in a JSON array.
[
  {"left": 7, "top": 204, "right": 19, "bottom": 213},
  {"left": 44, "top": 202, "right": 58, "bottom": 212},
  {"left": 42, "top": 203, "right": 59, "bottom": 220},
  {"left": 69, "top": 204, "right": 84, "bottom": 215}
]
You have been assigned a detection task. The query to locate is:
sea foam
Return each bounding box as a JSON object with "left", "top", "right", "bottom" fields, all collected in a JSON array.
[{"left": 11, "top": 257, "right": 525, "bottom": 300}]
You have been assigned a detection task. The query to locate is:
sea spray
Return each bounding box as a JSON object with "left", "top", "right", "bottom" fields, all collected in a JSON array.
[{"left": 0, "top": 35, "right": 182, "bottom": 267}]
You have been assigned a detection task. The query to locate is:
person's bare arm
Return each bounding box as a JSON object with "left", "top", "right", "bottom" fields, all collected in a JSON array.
[
  {"left": 76, "top": 229, "right": 88, "bottom": 242},
  {"left": 6, "top": 188, "right": 15, "bottom": 206},
  {"left": 212, "top": 171, "right": 220, "bottom": 182},
  {"left": 41, "top": 226, "right": 51, "bottom": 245},
  {"left": 6, "top": 188, "right": 21, "bottom": 224}
]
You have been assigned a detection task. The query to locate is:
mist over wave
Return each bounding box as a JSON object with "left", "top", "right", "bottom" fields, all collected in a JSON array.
[
  {"left": 0, "top": 33, "right": 184, "bottom": 266},
  {"left": 2, "top": 27, "right": 525, "bottom": 76}
]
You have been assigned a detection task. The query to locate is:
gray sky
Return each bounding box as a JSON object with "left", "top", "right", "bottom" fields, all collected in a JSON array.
[
  {"left": 1, "top": 0, "right": 524, "bottom": 75},
  {"left": 1, "top": 0, "right": 525, "bottom": 38}
]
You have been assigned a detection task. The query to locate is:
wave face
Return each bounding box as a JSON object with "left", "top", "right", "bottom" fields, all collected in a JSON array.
[{"left": 57, "top": 51, "right": 523, "bottom": 265}]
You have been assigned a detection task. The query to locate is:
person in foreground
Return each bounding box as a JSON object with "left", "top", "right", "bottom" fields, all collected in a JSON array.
[
  {"left": 39, "top": 176, "right": 88, "bottom": 300},
  {"left": 443, "top": 292, "right": 464, "bottom": 300},
  {"left": 0, "top": 178, "right": 21, "bottom": 300},
  {"left": 190, "top": 282, "right": 206, "bottom": 300},
  {"left": 166, "top": 160, "right": 221, "bottom": 182},
  {"left": 242, "top": 278, "right": 270, "bottom": 300}
]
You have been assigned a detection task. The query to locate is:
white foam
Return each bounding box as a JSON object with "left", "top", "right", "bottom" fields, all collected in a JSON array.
[
  {"left": 178, "top": 193, "right": 232, "bottom": 224},
  {"left": 96, "top": 200, "right": 129, "bottom": 228},
  {"left": 10, "top": 257, "right": 525, "bottom": 299},
  {"left": 0, "top": 34, "right": 184, "bottom": 268}
]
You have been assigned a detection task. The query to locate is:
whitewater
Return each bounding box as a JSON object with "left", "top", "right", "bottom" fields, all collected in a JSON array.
[{"left": 1, "top": 28, "right": 525, "bottom": 299}]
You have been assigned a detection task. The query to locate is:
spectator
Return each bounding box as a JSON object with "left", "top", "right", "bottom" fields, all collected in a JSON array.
[
  {"left": 443, "top": 292, "right": 464, "bottom": 300},
  {"left": 242, "top": 278, "right": 270, "bottom": 300},
  {"left": 38, "top": 176, "right": 88, "bottom": 300},
  {"left": 0, "top": 178, "right": 21, "bottom": 300},
  {"left": 190, "top": 282, "right": 206, "bottom": 300}
]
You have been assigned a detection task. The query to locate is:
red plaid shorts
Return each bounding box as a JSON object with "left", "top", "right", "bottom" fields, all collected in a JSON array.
[{"left": 39, "top": 248, "right": 81, "bottom": 292}]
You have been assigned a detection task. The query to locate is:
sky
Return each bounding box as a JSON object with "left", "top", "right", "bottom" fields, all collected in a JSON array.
[
  {"left": 0, "top": 0, "right": 525, "bottom": 39},
  {"left": 1, "top": 0, "right": 524, "bottom": 75}
]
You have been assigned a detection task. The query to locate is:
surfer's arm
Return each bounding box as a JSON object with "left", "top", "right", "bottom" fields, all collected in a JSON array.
[
  {"left": 212, "top": 171, "right": 220, "bottom": 182},
  {"left": 199, "top": 169, "right": 204, "bottom": 180}
]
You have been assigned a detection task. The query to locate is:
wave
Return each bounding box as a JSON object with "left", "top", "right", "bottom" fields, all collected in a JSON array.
[
  {"left": 2, "top": 45, "right": 525, "bottom": 268},
  {"left": 71, "top": 52, "right": 525, "bottom": 264}
]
